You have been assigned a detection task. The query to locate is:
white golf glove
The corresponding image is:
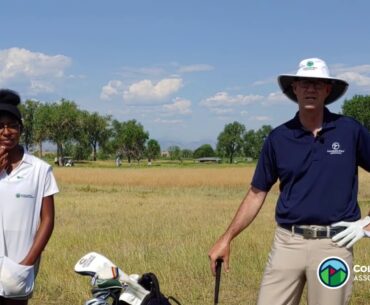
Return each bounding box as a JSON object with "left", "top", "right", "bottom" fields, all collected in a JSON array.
[{"left": 331, "top": 216, "right": 370, "bottom": 248}]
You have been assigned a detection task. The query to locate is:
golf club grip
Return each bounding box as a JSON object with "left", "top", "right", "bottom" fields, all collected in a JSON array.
[{"left": 214, "top": 258, "right": 223, "bottom": 305}]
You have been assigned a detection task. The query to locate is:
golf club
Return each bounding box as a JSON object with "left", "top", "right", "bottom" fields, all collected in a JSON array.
[{"left": 214, "top": 258, "right": 223, "bottom": 305}]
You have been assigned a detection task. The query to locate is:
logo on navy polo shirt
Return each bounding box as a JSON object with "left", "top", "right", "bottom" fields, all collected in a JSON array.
[
  {"left": 327, "top": 142, "right": 345, "bottom": 155},
  {"left": 317, "top": 257, "right": 350, "bottom": 289}
]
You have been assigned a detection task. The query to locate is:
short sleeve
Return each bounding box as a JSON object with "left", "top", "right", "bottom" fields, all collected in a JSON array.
[
  {"left": 357, "top": 124, "right": 370, "bottom": 171},
  {"left": 43, "top": 167, "right": 59, "bottom": 197},
  {"left": 251, "top": 135, "right": 278, "bottom": 192}
]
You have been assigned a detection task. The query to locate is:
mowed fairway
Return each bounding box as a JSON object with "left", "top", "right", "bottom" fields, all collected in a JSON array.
[{"left": 30, "top": 165, "right": 370, "bottom": 305}]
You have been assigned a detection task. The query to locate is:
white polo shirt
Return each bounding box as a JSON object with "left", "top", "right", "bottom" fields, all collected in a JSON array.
[{"left": 0, "top": 151, "right": 59, "bottom": 262}]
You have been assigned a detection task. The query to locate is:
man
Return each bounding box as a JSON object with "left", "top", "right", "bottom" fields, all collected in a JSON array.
[{"left": 208, "top": 58, "right": 370, "bottom": 305}]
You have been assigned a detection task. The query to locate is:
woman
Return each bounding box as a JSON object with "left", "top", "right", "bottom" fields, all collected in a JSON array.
[{"left": 0, "top": 89, "right": 58, "bottom": 305}]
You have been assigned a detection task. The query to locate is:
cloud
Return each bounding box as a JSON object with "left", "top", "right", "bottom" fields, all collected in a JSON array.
[
  {"left": 100, "top": 80, "right": 124, "bottom": 100},
  {"left": 123, "top": 78, "right": 183, "bottom": 102},
  {"left": 29, "top": 80, "right": 55, "bottom": 94},
  {"left": 178, "top": 64, "right": 214, "bottom": 73},
  {"left": 262, "top": 91, "right": 291, "bottom": 106},
  {"left": 336, "top": 71, "right": 370, "bottom": 87},
  {"left": 118, "top": 66, "right": 167, "bottom": 80},
  {"left": 154, "top": 118, "right": 183, "bottom": 124},
  {"left": 210, "top": 107, "right": 234, "bottom": 115},
  {"left": 162, "top": 97, "right": 192, "bottom": 115},
  {"left": 332, "top": 64, "right": 370, "bottom": 87},
  {"left": 0, "top": 48, "right": 71, "bottom": 86},
  {"left": 332, "top": 64, "right": 370, "bottom": 74},
  {"left": 252, "top": 78, "right": 275, "bottom": 86},
  {"left": 200, "top": 91, "right": 263, "bottom": 108},
  {"left": 250, "top": 116, "right": 271, "bottom": 122}
]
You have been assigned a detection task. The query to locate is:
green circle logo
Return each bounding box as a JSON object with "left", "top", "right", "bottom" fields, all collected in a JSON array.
[
  {"left": 307, "top": 61, "right": 314, "bottom": 67},
  {"left": 317, "top": 257, "right": 349, "bottom": 289}
]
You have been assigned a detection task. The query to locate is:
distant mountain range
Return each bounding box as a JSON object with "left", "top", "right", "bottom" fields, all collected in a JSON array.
[
  {"left": 38, "top": 138, "right": 218, "bottom": 153},
  {"left": 157, "top": 138, "right": 217, "bottom": 151}
]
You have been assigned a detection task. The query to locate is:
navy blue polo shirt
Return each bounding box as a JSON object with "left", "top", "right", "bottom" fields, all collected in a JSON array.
[{"left": 252, "top": 108, "right": 370, "bottom": 225}]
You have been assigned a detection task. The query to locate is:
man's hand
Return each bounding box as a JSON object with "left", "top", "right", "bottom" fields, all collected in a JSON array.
[
  {"left": 332, "top": 216, "right": 370, "bottom": 248},
  {"left": 208, "top": 236, "right": 231, "bottom": 276},
  {"left": 0, "top": 146, "right": 8, "bottom": 172},
  {"left": 208, "top": 187, "right": 267, "bottom": 276}
]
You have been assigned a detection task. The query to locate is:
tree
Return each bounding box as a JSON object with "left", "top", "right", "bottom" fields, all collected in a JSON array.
[
  {"left": 217, "top": 121, "right": 245, "bottom": 163},
  {"left": 243, "top": 125, "right": 273, "bottom": 159},
  {"left": 342, "top": 95, "right": 370, "bottom": 130},
  {"left": 146, "top": 139, "right": 161, "bottom": 162},
  {"left": 18, "top": 100, "right": 41, "bottom": 152},
  {"left": 64, "top": 141, "right": 91, "bottom": 160},
  {"left": 97, "top": 140, "right": 116, "bottom": 160},
  {"left": 168, "top": 145, "right": 182, "bottom": 162},
  {"left": 80, "top": 111, "right": 111, "bottom": 161},
  {"left": 33, "top": 103, "right": 54, "bottom": 157},
  {"left": 44, "top": 99, "right": 81, "bottom": 164},
  {"left": 193, "top": 144, "right": 215, "bottom": 159},
  {"left": 112, "top": 119, "right": 149, "bottom": 163},
  {"left": 243, "top": 130, "right": 259, "bottom": 159},
  {"left": 181, "top": 149, "right": 193, "bottom": 159}
]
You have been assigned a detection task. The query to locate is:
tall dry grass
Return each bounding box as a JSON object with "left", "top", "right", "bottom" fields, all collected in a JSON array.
[
  {"left": 53, "top": 166, "right": 256, "bottom": 188},
  {"left": 29, "top": 166, "right": 370, "bottom": 305}
]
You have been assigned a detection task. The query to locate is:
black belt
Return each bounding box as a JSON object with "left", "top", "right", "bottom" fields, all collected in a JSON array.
[{"left": 279, "top": 224, "right": 347, "bottom": 239}]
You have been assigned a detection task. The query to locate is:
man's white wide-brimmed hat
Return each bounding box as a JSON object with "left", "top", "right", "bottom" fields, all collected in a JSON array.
[{"left": 278, "top": 58, "right": 349, "bottom": 105}]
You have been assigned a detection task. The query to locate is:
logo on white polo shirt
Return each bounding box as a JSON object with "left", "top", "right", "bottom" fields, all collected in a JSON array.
[
  {"left": 327, "top": 142, "right": 345, "bottom": 155},
  {"left": 16, "top": 193, "right": 34, "bottom": 199}
]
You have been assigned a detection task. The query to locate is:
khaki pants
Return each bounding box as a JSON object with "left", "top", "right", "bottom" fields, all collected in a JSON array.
[{"left": 256, "top": 226, "right": 353, "bottom": 305}]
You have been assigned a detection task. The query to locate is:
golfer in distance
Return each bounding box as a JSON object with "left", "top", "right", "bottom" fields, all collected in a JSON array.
[{"left": 208, "top": 58, "right": 370, "bottom": 305}]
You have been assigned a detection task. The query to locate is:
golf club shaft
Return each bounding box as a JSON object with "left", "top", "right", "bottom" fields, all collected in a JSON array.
[{"left": 214, "top": 258, "right": 223, "bottom": 305}]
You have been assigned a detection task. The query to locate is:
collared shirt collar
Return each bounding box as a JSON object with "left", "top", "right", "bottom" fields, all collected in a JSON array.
[
  {"left": 292, "top": 107, "right": 336, "bottom": 138},
  {"left": 22, "top": 149, "right": 34, "bottom": 165},
  {"left": 0, "top": 147, "right": 33, "bottom": 176}
]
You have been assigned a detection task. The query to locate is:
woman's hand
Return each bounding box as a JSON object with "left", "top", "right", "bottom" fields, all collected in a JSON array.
[{"left": 0, "top": 146, "right": 9, "bottom": 172}]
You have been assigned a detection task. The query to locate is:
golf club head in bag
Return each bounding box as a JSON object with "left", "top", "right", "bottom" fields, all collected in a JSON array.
[
  {"left": 74, "top": 252, "right": 117, "bottom": 278},
  {"left": 84, "top": 297, "right": 111, "bottom": 305},
  {"left": 75, "top": 252, "right": 150, "bottom": 305},
  {"left": 75, "top": 252, "right": 181, "bottom": 305},
  {"left": 136, "top": 273, "right": 182, "bottom": 305}
]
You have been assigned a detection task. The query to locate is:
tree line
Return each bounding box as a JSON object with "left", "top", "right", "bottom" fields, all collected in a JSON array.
[
  {"left": 19, "top": 95, "right": 370, "bottom": 164},
  {"left": 166, "top": 121, "right": 272, "bottom": 164},
  {"left": 19, "top": 99, "right": 159, "bottom": 165}
]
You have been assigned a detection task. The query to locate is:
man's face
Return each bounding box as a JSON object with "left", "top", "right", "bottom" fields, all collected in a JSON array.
[
  {"left": 292, "top": 79, "right": 332, "bottom": 110},
  {"left": 0, "top": 113, "right": 21, "bottom": 151}
]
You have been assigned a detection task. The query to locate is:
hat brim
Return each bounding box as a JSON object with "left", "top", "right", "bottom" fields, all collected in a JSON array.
[{"left": 278, "top": 75, "right": 349, "bottom": 105}]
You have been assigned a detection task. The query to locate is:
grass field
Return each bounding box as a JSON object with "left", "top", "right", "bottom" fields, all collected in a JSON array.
[{"left": 29, "top": 164, "right": 370, "bottom": 305}]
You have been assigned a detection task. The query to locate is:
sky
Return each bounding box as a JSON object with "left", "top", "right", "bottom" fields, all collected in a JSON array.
[{"left": 1, "top": 0, "right": 370, "bottom": 149}]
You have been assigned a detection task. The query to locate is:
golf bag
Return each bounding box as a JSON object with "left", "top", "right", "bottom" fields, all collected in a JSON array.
[
  {"left": 137, "top": 273, "right": 181, "bottom": 305},
  {"left": 75, "top": 252, "right": 182, "bottom": 305}
]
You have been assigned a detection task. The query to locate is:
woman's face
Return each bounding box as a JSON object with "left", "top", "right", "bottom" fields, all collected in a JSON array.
[{"left": 0, "top": 113, "right": 21, "bottom": 151}]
